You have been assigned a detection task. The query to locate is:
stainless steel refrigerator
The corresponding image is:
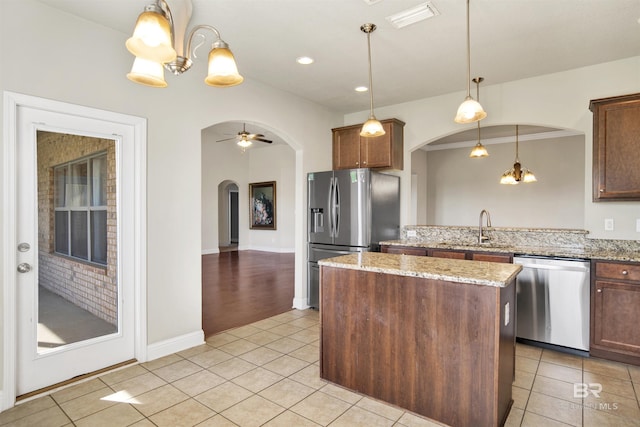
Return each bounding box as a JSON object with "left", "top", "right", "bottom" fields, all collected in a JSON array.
[{"left": 307, "top": 168, "right": 400, "bottom": 308}]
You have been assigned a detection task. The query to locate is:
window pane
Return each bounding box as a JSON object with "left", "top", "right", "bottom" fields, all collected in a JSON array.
[
  {"left": 55, "top": 211, "right": 69, "bottom": 254},
  {"left": 55, "top": 166, "right": 67, "bottom": 207},
  {"left": 69, "top": 162, "right": 88, "bottom": 207},
  {"left": 91, "top": 210, "right": 107, "bottom": 265},
  {"left": 70, "top": 211, "right": 88, "bottom": 260},
  {"left": 91, "top": 155, "right": 107, "bottom": 206}
]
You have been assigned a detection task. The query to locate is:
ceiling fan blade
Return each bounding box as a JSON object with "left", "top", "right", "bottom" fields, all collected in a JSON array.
[
  {"left": 254, "top": 137, "right": 273, "bottom": 143},
  {"left": 216, "top": 136, "right": 238, "bottom": 142}
]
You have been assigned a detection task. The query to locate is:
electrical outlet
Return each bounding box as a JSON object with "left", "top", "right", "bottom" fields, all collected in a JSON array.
[
  {"left": 636, "top": 219, "right": 640, "bottom": 232},
  {"left": 407, "top": 230, "right": 417, "bottom": 238},
  {"left": 604, "top": 218, "right": 614, "bottom": 231}
]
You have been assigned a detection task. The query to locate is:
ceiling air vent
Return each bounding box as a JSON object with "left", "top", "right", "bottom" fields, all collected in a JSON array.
[{"left": 386, "top": 2, "right": 440, "bottom": 29}]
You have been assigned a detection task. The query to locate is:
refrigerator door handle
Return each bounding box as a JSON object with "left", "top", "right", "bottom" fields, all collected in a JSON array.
[
  {"left": 334, "top": 177, "right": 340, "bottom": 238},
  {"left": 327, "top": 177, "right": 334, "bottom": 238}
]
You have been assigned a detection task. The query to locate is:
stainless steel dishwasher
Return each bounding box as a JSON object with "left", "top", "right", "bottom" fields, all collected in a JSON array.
[{"left": 514, "top": 256, "right": 590, "bottom": 352}]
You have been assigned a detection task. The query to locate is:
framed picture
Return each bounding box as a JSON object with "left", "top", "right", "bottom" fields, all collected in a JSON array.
[{"left": 249, "top": 181, "right": 276, "bottom": 230}]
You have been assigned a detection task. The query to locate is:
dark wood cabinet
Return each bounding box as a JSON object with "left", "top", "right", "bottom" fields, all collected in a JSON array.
[
  {"left": 590, "top": 260, "right": 640, "bottom": 365},
  {"left": 320, "top": 265, "right": 515, "bottom": 427},
  {"left": 589, "top": 93, "right": 640, "bottom": 201},
  {"left": 332, "top": 118, "right": 404, "bottom": 170},
  {"left": 380, "top": 245, "right": 513, "bottom": 263},
  {"left": 429, "top": 249, "right": 467, "bottom": 259},
  {"left": 471, "top": 252, "right": 513, "bottom": 264},
  {"left": 381, "top": 245, "right": 428, "bottom": 256}
]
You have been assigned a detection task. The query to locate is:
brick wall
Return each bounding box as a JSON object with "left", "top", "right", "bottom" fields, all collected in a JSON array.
[{"left": 37, "top": 131, "right": 117, "bottom": 326}]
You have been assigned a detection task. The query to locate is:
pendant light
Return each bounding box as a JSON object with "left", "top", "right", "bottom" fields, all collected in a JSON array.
[
  {"left": 500, "top": 125, "right": 537, "bottom": 184},
  {"left": 360, "top": 23, "right": 385, "bottom": 137},
  {"left": 454, "top": 0, "right": 487, "bottom": 124},
  {"left": 469, "top": 77, "right": 488, "bottom": 158}
]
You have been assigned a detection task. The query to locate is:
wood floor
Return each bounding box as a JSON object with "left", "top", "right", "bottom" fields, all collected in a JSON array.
[{"left": 201, "top": 250, "right": 295, "bottom": 337}]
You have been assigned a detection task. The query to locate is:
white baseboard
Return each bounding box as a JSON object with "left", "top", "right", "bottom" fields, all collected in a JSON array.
[
  {"left": 292, "top": 297, "right": 310, "bottom": 310},
  {"left": 146, "top": 330, "right": 205, "bottom": 361},
  {"left": 246, "top": 246, "right": 295, "bottom": 253},
  {"left": 202, "top": 248, "right": 219, "bottom": 255}
]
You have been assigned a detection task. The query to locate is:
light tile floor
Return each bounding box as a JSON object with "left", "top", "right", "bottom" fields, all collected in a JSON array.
[{"left": 2, "top": 309, "right": 640, "bottom": 426}]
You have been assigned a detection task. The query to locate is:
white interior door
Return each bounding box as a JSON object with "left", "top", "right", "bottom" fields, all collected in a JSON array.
[{"left": 14, "top": 101, "right": 138, "bottom": 396}]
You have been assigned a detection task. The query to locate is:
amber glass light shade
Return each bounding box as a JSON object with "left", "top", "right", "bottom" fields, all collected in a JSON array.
[
  {"left": 204, "top": 47, "right": 244, "bottom": 87},
  {"left": 469, "top": 142, "right": 488, "bottom": 158},
  {"left": 126, "top": 11, "right": 177, "bottom": 63},
  {"left": 454, "top": 96, "right": 487, "bottom": 124},
  {"left": 127, "top": 57, "right": 168, "bottom": 87},
  {"left": 360, "top": 117, "right": 386, "bottom": 137}
]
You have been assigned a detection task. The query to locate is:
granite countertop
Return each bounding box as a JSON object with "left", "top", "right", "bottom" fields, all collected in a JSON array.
[
  {"left": 380, "top": 239, "right": 640, "bottom": 263},
  {"left": 318, "top": 252, "right": 522, "bottom": 288}
]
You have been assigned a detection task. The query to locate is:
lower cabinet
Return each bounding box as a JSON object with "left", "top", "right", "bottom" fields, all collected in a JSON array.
[
  {"left": 381, "top": 245, "right": 428, "bottom": 256},
  {"left": 591, "top": 260, "right": 640, "bottom": 365},
  {"left": 380, "top": 245, "right": 513, "bottom": 263}
]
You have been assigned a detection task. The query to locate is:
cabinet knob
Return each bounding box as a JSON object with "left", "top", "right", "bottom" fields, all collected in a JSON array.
[
  {"left": 599, "top": 189, "right": 604, "bottom": 193},
  {"left": 356, "top": 161, "right": 359, "bottom": 166},
  {"left": 363, "top": 161, "right": 367, "bottom": 165},
  {"left": 597, "top": 288, "right": 602, "bottom": 293},
  {"left": 622, "top": 270, "right": 629, "bottom": 275}
]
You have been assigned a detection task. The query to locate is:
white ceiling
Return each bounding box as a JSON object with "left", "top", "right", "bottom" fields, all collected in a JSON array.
[
  {"left": 33, "top": 0, "right": 639, "bottom": 147},
  {"left": 35, "top": 0, "right": 640, "bottom": 115}
]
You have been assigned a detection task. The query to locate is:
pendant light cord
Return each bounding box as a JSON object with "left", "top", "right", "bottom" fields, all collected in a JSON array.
[
  {"left": 515, "top": 124, "right": 520, "bottom": 162},
  {"left": 465, "top": 0, "right": 471, "bottom": 98},
  {"left": 366, "top": 30, "right": 375, "bottom": 117}
]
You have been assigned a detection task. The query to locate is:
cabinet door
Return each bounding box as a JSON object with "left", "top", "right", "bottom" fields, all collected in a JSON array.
[
  {"left": 592, "top": 279, "right": 640, "bottom": 355},
  {"left": 360, "top": 121, "right": 393, "bottom": 168},
  {"left": 429, "top": 249, "right": 466, "bottom": 260},
  {"left": 471, "top": 253, "right": 512, "bottom": 263},
  {"left": 591, "top": 94, "right": 640, "bottom": 201},
  {"left": 383, "top": 246, "right": 428, "bottom": 256},
  {"left": 332, "top": 126, "right": 361, "bottom": 170}
]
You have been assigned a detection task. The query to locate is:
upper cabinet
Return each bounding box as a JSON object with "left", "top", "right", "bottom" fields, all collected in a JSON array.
[
  {"left": 590, "top": 93, "right": 640, "bottom": 201},
  {"left": 332, "top": 118, "right": 405, "bottom": 171}
]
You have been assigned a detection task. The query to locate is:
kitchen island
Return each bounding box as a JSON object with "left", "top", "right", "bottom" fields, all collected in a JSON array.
[{"left": 319, "top": 252, "right": 522, "bottom": 427}]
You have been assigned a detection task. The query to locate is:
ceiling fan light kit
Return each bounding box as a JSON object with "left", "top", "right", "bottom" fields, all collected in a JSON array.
[
  {"left": 216, "top": 123, "right": 273, "bottom": 152},
  {"left": 126, "top": 0, "right": 243, "bottom": 88}
]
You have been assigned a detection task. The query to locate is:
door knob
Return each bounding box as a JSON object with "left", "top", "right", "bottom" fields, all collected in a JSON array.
[{"left": 17, "top": 263, "right": 32, "bottom": 273}]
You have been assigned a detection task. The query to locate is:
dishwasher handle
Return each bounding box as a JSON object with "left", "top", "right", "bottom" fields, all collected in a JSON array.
[{"left": 514, "top": 262, "right": 589, "bottom": 273}]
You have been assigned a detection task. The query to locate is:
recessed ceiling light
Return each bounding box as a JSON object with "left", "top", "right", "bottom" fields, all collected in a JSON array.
[
  {"left": 362, "top": 0, "right": 383, "bottom": 5},
  {"left": 386, "top": 1, "right": 440, "bottom": 29},
  {"left": 296, "top": 56, "right": 314, "bottom": 65},
  {"left": 355, "top": 86, "right": 368, "bottom": 92}
]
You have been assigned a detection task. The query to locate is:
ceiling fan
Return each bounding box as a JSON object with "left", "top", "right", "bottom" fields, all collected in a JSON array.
[{"left": 216, "top": 123, "right": 272, "bottom": 150}]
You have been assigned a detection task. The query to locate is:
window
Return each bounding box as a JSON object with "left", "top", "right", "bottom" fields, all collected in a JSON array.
[{"left": 54, "top": 153, "right": 108, "bottom": 265}]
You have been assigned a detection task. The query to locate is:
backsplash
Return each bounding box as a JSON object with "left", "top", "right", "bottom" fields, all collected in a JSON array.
[{"left": 401, "top": 225, "right": 640, "bottom": 253}]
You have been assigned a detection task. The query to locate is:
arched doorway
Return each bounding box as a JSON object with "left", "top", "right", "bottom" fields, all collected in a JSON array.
[{"left": 218, "top": 181, "right": 239, "bottom": 252}]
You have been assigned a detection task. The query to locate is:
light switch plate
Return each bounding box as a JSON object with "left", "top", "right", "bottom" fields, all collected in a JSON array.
[
  {"left": 636, "top": 219, "right": 640, "bottom": 232},
  {"left": 604, "top": 218, "right": 614, "bottom": 231}
]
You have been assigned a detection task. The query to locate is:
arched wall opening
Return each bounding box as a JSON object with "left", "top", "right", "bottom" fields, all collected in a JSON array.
[
  {"left": 410, "top": 124, "right": 586, "bottom": 229},
  {"left": 218, "top": 181, "right": 239, "bottom": 250}
]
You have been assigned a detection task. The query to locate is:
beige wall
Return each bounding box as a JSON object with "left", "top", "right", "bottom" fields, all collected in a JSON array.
[
  {"left": 201, "top": 133, "right": 296, "bottom": 254},
  {"left": 424, "top": 135, "right": 585, "bottom": 228},
  {"left": 345, "top": 56, "right": 640, "bottom": 240}
]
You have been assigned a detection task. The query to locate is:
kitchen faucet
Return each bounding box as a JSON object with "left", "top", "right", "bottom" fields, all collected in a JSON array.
[{"left": 478, "top": 209, "right": 492, "bottom": 244}]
